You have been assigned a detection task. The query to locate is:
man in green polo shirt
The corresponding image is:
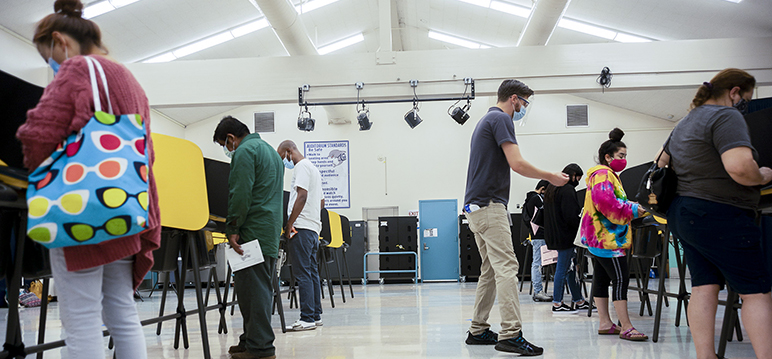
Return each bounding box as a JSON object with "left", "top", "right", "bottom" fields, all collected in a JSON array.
[{"left": 213, "top": 116, "right": 283, "bottom": 359}]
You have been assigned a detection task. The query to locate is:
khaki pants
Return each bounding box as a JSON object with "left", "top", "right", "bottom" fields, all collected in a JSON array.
[{"left": 466, "top": 202, "right": 522, "bottom": 340}]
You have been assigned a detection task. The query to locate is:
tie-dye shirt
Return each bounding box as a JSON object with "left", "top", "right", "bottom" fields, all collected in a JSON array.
[{"left": 580, "top": 165, "right": 640, "bottom": 258}]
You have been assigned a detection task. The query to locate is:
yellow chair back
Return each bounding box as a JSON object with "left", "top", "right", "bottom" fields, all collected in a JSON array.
[{"left": 326, "top": 210, "right": 345, "bottom": 249}]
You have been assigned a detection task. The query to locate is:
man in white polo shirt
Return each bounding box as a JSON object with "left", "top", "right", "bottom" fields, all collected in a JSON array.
[{"left": 277, "top": 140, "right": 324, "bottom": 331}]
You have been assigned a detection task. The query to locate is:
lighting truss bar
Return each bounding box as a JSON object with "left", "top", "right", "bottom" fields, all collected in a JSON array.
[{"left": 297, "top": 80, "right": 475, "bottom": 106}]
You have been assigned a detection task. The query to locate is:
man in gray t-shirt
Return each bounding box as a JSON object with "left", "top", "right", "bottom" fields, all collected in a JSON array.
[
  {"left": 462, "top": 79, "right": 567, "bottom": 355},
  {"left": 666, "top": 105, "right": 760, "bottom": 209}
]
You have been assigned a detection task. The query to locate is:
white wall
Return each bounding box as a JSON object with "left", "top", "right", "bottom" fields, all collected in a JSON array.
[
  {"left": 184, "top": 92, "right": 674, "bottom": 220},
  {"left": 0, "top": 28, "right": 48, "bottom": 86},
  {"left": 149, "top": 112, "right": 186, "bottom": 138}
]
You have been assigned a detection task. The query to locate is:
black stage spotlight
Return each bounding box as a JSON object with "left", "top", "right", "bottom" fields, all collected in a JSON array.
[
  {"left": 597, "top": 66, "right": 612, "bottom": 88},
  {"left": 404, "top": 106, "right": 422, "bottom": 129},
  {"left": 357, "top": 108, "right": 372, "bottom": 131},
  {"left": 450, "top": 99, "right": 471, "bottom": 125},
  {"left": 297, "top": 106, "right": 315, "bottom": 131}
]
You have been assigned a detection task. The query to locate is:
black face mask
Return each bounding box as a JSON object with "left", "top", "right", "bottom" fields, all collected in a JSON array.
[
  {"left": 733, "top": 98, "right": 749, "bottom": 115},
  {"left": 569, "top": 179, "right": 580, "bottom": 187}
]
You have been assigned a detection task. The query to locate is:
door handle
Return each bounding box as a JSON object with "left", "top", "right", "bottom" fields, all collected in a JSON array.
[{"left": 423, "top": 243, "right": 429, "bottom": 250}]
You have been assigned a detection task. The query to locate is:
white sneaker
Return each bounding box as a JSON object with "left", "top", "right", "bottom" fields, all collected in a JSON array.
[
  {"left": 315, "top": 319, "right": 323, "bottom": 327},
  {"left": 287, "top": 320, "right": 316, "bottom": 331}
]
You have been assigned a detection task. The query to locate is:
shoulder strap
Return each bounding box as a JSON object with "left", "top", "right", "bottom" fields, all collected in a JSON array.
[
  {"left": 83, "top": 56, "right": 114, "bottom": 115},
  {"left": 656, "top": 130, "right": 675, "bottom": 164}
]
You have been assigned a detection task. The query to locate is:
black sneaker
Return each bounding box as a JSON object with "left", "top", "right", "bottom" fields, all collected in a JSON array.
[
  {"left": 552, "top": 302, "right": 578, "bottom": 314},
  {"left": 574, "top": 300, "right": 597, "bottom": 312},
  {"left": 494, "top": 332, "right": 543, "bottom": 356},
  {"left": 465, "top": 328, "right": 498, "bottom": 345}
]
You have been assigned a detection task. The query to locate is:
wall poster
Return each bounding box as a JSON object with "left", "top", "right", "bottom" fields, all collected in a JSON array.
[{"left": 304, "top": 140, "right": 350, "bottom": 209}]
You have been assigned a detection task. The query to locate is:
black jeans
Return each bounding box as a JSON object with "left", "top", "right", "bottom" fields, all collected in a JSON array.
[{"left": 668, "top": 196, "right": 770, "bottom": 294}]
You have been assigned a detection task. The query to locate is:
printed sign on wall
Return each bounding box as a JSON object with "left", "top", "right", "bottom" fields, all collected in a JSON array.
[{"left": 304, "top": 140, "right": 350, "bottom": 209}]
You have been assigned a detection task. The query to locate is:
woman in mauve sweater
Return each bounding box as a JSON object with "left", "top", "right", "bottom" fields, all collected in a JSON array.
[{"left": 16, "top": 0, "right": 160, "bottom": 357}]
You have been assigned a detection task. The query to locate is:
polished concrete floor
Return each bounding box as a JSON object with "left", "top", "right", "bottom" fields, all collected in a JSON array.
[{"left": 0, "top": 279, "right": 759, "bottom": 358}]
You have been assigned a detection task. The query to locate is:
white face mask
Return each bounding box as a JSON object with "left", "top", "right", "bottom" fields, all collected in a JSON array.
[{"left": 223, "top": 137, "right": 235, "bottom": 158}]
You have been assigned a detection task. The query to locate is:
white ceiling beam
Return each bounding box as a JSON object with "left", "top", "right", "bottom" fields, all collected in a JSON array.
[
  {"left": 253, "top": 0, "right": 317, "bottom": 56},
  {"left": 252, "top": 0, "right": 350, "bottom": 123},
  {"left": 379, "top": 0, "right": 392, "bottom": 52},
  {"left": 517, "top": 0, "right": 571, "bottom": 46},
  {"left": 127, "top": 37, "right": 772, "bottom": 108}
]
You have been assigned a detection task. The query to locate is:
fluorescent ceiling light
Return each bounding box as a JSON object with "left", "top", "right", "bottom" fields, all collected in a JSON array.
[
  {"left": 614, "top": 32, "right": 651, "bottom": 43},
  {"left": 231, "top": 18, "right": 269, "bottom": 38},
  {"left": 109, "top": 0, "right": 140, "bottom": 7},
  {"left": 456, "top": 0, "right": 651, "bottom": 43},
  {"left": 429, "top": 30, "right": 490, "bottom": 49},
  {"left": 140, "top": 17, "right": 272, "bottom": 62},
  {"left": 456, "top": 0, "right": 531, "bottom": 18},
  {"left": 295, "top": 0, "right": 340, "bottom": 14},
  {"left": 489, "top": 1, "right": 531, "bottom": 18},
  {"left": 83, "top": 0, "right": 141, "bottom": 19},
  {"left": 458, "top": 0, "right": 491, "bottom": 7},
  {"left": 173, "top": 32, "right": 234, "bottom": 58},
  {"left": 143, "top": 52, "right": 177, "bottom": 64},
  {"left": 558, "top": 18, "right": 616, "bottom": 40},
  {"left": 83, "top": 1, "right": 115, "bottom": 19},
  {"left": 317, "top": 33, "right": 364, "bottom": 55},
  {"left": 723, "top": 0, "right": 741, "bottom": 3}
]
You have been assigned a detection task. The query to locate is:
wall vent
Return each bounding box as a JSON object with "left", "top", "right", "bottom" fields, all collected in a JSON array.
[
  {"left": 254, "top": 112, "right": 275, "bottom": 133},
  {"left": 566, "top": 105, "right": 589, "bottom": 127}
]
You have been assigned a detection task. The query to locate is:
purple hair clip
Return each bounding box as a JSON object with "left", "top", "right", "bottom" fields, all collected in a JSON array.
[{"left": 703, "top": 82, "right": 713, "bottom": 90}]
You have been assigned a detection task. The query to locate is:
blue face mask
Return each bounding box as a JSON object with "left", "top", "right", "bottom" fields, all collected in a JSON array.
[
  {"left": 48, "top": 40, "right": 66, "bottom": 76},
  {"left": 48, "top": 57, "right": 60, "bottom": 76},
  {"left": 283, "top": 156, "right": 294, "bottom": 170},
  {"left": 512, "top": 101, "right": 527, "bottom": 122}
]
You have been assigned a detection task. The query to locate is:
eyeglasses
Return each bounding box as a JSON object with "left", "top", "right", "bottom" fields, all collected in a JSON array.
[
  {"left": 28, "top": 190, "right": 89, "bottom": 219},
  {"left": 63, "top": 215, "right": 133, "bottom": 242},
  {"left": 66, "top": 132, "right": 84, "bottom": 157},
  {"left": 134, "top": 162, "right": 148, "bottom": 183},
  {"left": 91, "top": 131, "right": 146, "bottom": 156},
  {"left": 517, "top": 95, "right": 530, "bottom": 108},
  {"left": 28, "top": 223, "right": 57, "bottom": 244},
  {"left": 29, "top": 169, "right": 59, "bottom": 190},
  {"left": 97, "top": 187, "right": 148, "bottom": 211},
  {"left": 63, "top": 158, "right": 128, "bottom": 185},
  {"left": 95, "top": 112, "right": 144, "bottom": 130}
]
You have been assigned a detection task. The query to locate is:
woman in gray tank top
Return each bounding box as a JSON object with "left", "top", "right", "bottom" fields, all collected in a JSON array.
[{"left": 658, "top": 68, "right": 772, "bottom": 359}]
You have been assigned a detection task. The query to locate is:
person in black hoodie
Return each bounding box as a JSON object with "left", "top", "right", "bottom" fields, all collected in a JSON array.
[
  {"left": 522, "top": 180, "right": 553, "bottom": 302},
  {"left": 543, "top": 163, "right": 593, "bottom": 314}
]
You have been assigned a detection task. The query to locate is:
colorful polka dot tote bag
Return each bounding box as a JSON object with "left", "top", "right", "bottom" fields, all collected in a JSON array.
[{"left": 26, "top": 56, "right": 149, "bottom": 248}]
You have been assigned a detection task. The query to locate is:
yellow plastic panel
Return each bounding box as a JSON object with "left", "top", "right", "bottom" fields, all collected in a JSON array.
[
  {"left": 0, "top": 159, "right": 28, "bottom": 189},
  {"left": 327, "top": 211, "right": 344, "bottom": 248},
  {"left": 151, "top": 133, "right": 209, "bottom": 230}
]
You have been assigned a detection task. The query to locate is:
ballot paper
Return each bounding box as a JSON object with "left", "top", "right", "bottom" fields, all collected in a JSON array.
[{"left": 225, "top": 240, "right": 264, "bottom": 272}]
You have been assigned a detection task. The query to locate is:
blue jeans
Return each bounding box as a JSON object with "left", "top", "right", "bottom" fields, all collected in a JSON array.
[
  {"left": 531, "top": 239, "right": 546, "bottom": 293},
  {"left": 289, "top": 229, "right": 322, "bottom": 322},
  {"left": 552, "top": 248, "right": 584, "bottom": 304}
]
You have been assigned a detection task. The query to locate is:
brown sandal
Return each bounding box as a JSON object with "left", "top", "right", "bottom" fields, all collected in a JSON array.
[
  {"left": 619, "top": 327, "right": 648, "bottom": 341},
  {"left": 598, "top": 323, "right": 621, "bottom": 335}
]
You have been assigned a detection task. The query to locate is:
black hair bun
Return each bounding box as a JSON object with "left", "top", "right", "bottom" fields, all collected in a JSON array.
[
  {"left": 54, "top": 0, "right": 84, "bottom": 18},
  {"left": 609, "top": 128, "right": 625, "bottom": 142}
]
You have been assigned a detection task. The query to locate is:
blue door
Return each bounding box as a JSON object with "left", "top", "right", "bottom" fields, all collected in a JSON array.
[{"left": 419, "top": 199, "right": 459, "bottom": 281}]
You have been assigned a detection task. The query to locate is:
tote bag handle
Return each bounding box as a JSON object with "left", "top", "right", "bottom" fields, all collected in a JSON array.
[{"left": 84, "top": 56, "right": 114, "bottom": 115}]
